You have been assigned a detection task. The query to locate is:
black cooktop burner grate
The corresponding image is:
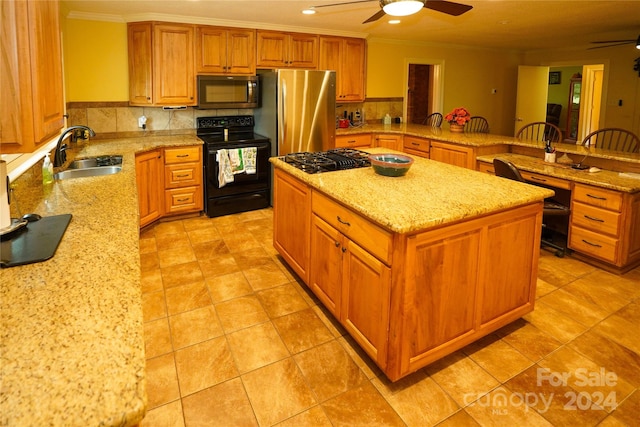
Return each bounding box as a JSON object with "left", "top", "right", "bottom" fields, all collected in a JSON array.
[{"left": 283, "top": 148, "right": 370, "bottom": 174}]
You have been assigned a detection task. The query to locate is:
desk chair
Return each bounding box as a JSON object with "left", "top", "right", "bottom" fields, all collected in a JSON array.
[
  {"left": 581, "top": 128, "right": 640, "bottom": 152},
  {"left": 465, "top": 116, "right": 490, "bottom": 133},
  {"left": 422, "top": 112, "right": 443, "bottom": 127},
  {"left": 493, "top": 158, "right": 570, "bottom": 257},
  {"left": 516, "top": 122, "right": 563, "bottom": 143}
]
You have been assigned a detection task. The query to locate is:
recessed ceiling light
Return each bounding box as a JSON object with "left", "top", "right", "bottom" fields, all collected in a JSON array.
[
  {"left": 388, "top": 19, "right": 401, "bottom": 24},
  {"left": 302, "top": 8, "right": 316, "bottom": 15}
]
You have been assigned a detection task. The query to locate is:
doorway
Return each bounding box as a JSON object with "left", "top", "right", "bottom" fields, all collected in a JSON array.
[
  {"left": 404, "top": 59, "right": 444, "bottom": 124},
  {"left": 407, "top": 64, "right": 433, "bottom": 124}
]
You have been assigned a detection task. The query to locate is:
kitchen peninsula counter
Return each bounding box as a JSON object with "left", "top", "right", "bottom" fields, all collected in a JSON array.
[
  {"left": 338, "top": 123, "right": 640, "bottom": 165},
  {"left": 271, "top": 149, "right": 554, "bottom": 381},
  {"left": 0, "top": 134, "right": 202, "bottom": 426}
]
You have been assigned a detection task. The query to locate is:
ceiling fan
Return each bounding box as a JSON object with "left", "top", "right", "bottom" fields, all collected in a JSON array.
[
  {"left": 588, "top": 34, "right": 640, "bottom": 50},
  {"left": 310, "top": 0, "right": 473, "bottom": 24}
]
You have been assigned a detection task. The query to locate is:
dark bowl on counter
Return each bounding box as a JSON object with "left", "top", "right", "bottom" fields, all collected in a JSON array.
[{"left": 368, "top": 154, "right": 414, "bottom": 177}]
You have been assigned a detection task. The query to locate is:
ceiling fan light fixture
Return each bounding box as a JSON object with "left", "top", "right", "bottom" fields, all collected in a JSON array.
[
  {"left": 636, "top": 35, "right": 640, "bottom": 49},
  {"left": 380, "top": 0, "right": 424, "bottom": 17},
  {"left": 302, "top": 8, "right": 316, "bottom": 15}
]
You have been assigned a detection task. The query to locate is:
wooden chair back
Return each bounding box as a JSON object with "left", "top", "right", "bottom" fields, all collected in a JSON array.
[
  {"left": 516, "top": 122, "right": 563, "bottom": 143},
  {"left": 465, "top": 116, "right": 490, "bottom": 133},
  {"left": 422, "top": 112, "right": 443, "bottom": 127},
  {"left": 581, "top": 128, "right": 640, "bottom": 152},
  {"left": 493, "top": 158, "right": 525, "bottom": 182}
]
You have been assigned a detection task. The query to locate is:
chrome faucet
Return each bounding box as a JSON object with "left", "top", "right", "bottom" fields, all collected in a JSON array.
[{"left": 53, "top": 126, "right": 96, "bottom": 167}]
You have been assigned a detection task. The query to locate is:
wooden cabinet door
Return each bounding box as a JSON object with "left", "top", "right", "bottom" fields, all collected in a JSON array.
[
  {"left": 226, "top": 29, "right": 256, "bottom": 75},
  {"left": 319, "top": 36, "right": 365, "bottom": 102},
  {"left": 335, "top": 134, "right": 371, "bottom": 149},
  {"left": 341, "top": 240, "right": 390, "bottom": 366},
  {"left": 340, "top": 38, "right": 366, "bottom": 102},
  {"left": 1, "top": 0, "right": 64, "bottom": 153},
  {"left": 196, "top": 26, "right": 227, "bottom": 74},
  {"left": 273, "top": 169, "right": 311, "bottom": 282},
  {"left": 128, "top": 23, "right": 153, "bottom": 105},
  {"left": 374, "top": 134, "right": 403, "bottom": 151},
  {"left": 429, "top": 141, "right": 475, "bottom": 169},
  {"left": 256, "top": 31, "right": 288, "bottom": 68},
  {"left": 310, "top": 215, "right": 344, "bottom": 317},
  {"left": 153, "top": 24, "right": 195, "bottom": 106},
  {"left": 289, "top": 33, "right": 318, "bottom": 69},
  {"left": 136, "top": 150, "right": 163, "bottom": 228}
]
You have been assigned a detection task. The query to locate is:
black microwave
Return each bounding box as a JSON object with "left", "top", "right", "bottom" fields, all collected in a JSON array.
[{"left": 197, "top": 75, "right": 260, "bottom": 109}]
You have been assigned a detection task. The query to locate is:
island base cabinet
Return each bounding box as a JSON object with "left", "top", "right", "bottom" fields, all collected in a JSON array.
[
  {"left": 310, "top": 214, "right": 390, "bottom": 367},
  {"left": 393, "top": 203, "right": 542, "bottom": 379},
  {"left": 273, "top": 169, "right": 311, "bottom": 283}
]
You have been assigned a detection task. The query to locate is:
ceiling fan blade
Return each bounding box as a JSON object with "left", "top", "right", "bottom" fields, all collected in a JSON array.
[
  {"left": 587, "top": 41, "right": 634, "bottom": 50},
  {"left": 363, "top": 9, "right": 387, "bottom": 23},
  {"left": 425, "top": 0, "right": 473, "bottom": 16},
  {"left": 312, "top": 0, "right": 376, "bottom": 8},
  {"left": 590, "top": 39, "right": 634, "bottom": 44}
]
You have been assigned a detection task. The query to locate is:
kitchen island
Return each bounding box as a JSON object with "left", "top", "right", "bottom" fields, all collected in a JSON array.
[
  {"left": 271, "top": 148, "right": 554, "bottom": 381},
  {"left": 0, "top": 134, "right": 202, "bottom": 426}
]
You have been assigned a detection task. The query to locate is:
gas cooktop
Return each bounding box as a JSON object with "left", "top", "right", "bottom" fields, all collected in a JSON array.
[{"left": 282, "top": 148, "right": 371, "bottom": 174}]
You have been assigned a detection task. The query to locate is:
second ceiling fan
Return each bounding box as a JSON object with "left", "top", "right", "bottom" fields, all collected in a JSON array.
[{"left": 312, "top": 0, "right": 473, "bottom": 24}]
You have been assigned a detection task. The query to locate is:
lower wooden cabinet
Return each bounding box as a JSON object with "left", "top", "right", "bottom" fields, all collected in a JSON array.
[
  {"left": 335, "top": 134, "right": 371, "bottom": 149},
  {"left": 310, "top": 207, "right": 390, "bottom": 367},
  {"left": 373, "top": 134, "right": 403, "bottom": 151},
  {"left": 273, "top": 168, "right": 543, "bottom": 381},
  {"left": 136, "top": 149, "right": 163, "bottom": 227},
  {"left": 136, "top": 145, "right": 203, "bottom": 228},
  {"left": 403, "top": 136, "right": 430, "bottom": 158},
  {"left": 273, "top": 169, "right": 311, "bottom": 283},
  {"left": 429, "top": 141, "right": 475, "bottom": 169}
]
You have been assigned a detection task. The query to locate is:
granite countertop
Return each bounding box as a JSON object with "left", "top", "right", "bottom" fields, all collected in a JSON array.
[
  {"left": 271, "top": 148, "right": 554, "bottom": 234},
  {"left": 0, "top": 134, "right": 202, "bottom": 426},
  {"left": 476, "top": 153, "right": 640, "bottom": 193},
  {"left": 337, "top": 123, "right": 640, "bottom": 164}
]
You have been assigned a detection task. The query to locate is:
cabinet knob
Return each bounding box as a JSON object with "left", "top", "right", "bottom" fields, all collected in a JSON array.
[
  {"left": 341, "top": 247, "right": 347, "bottom": 253},
  {"left": 334, "top": 241, "right": 340, "bottom": 247}
]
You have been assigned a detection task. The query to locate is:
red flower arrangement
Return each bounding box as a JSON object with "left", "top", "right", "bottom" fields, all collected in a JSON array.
[{"left": 445, "top": 107, "right": 471, "bottom": 125}]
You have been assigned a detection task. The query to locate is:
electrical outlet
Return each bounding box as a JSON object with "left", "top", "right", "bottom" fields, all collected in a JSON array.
[{"left": 138, "top": 115, "right": 147, "bottom": 129}]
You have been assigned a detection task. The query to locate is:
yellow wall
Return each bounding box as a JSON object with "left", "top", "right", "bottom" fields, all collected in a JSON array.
[
  {"left": 62, "top": 19, "right": 128, "bottom": 102},
  {"left": 525, "top": 46, "right": 640, "bottom": 138},
  {"left": 367, "top": 40, "right": 523, "bottom": 135}
]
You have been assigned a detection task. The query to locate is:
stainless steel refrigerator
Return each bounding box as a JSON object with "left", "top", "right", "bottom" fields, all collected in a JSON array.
[{"left": 254, "top": 69, "right": 336, "bottom": 156}]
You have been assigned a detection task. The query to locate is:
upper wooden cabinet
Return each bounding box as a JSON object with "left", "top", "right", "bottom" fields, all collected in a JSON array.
[
  {"left": 1, "top": 0, "right": 64, "bottom": 153},
  {"left": 319, "top": 36, "right": 366, "bottom": 102},
  {"left": 196, "top": 26, "right": 256, "bottom": 75},
  {"left": 128, "top": 22, "right": 196, "bottom": 106},
  {"left": 256, "top": 30, "right": 318, "bottom": 69}
]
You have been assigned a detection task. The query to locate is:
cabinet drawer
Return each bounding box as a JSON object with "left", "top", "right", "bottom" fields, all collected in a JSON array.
[
  {"left": 403, "top": 136, "right": 429, "bottom": 155},
  {"left": 335, "top": 134, "right": 371, "bottom": 148},
  {"left": 571, "top": 201, "right": 621, "bottom": 237},
  {"left": 164, "top": 146, "right": 201, "bottom": 164},
  {"left": 520, "top": 171, "right": 570, "bottom": 190},
  {"left": 165, "top": 162, "right": 202, "bottom": 188},
  {"left": 569, "top": 226, "right": 618, "bottom": 263},
  {"left": 477, "top": 162, "right": 494, "bottom": 175},
  {"left": 312, "top": 191, "right": 392, "bottom": 264},
  {"left": 573, "top": 184, "right": 622, "bottom": 212},
  {"left": 165, "top": 186, "right": 202, "bottom": 214}
]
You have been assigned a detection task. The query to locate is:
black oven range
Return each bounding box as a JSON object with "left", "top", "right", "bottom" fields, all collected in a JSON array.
[{"left": 197, "top": 115, "right": 271, "bottom": 218}]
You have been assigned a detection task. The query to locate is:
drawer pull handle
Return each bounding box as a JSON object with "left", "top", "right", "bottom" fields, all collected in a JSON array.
[
  {"left": 177, "top": 198, "right": 190, "bottom": 202},
  {"left": 348, "top": 140, "right": 356, "bottom": 143},
  {"left": 176, "top": 174, "right": 189, "bottom": 178},
  {"left": 411, "top": 142, "right": 420, "bottom": 146},
  {"left": 337, "top": 216, "right": 351, "bottom": 226},
  {"left": 582, "top": 239, "right": 602, "bottom": 248},
  {"left": 530, "top": 176, "right": 547, "bottom": 182},
  {"left": 177, "top": 154, "right": 190, "bottom": 158},
  {"left": 584, "top": 215, "right": 604, "bottom": 223},
  {"left": 586, "top": 193, "right": 606, "bottom": 200}
]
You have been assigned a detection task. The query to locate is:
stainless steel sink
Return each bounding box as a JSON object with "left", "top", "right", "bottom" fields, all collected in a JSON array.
[{"left": 54, "top": 155, "right": 123, "bottom": 180}]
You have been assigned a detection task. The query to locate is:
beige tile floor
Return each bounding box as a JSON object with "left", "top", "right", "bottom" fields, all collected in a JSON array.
[{"left": 138, "top": 208, "right": 640, "bottom": 427}]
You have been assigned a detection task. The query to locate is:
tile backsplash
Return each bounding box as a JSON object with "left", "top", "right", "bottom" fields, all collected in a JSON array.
[{"left": 67, "top": 98, "right": 405, "bottom": 138}]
